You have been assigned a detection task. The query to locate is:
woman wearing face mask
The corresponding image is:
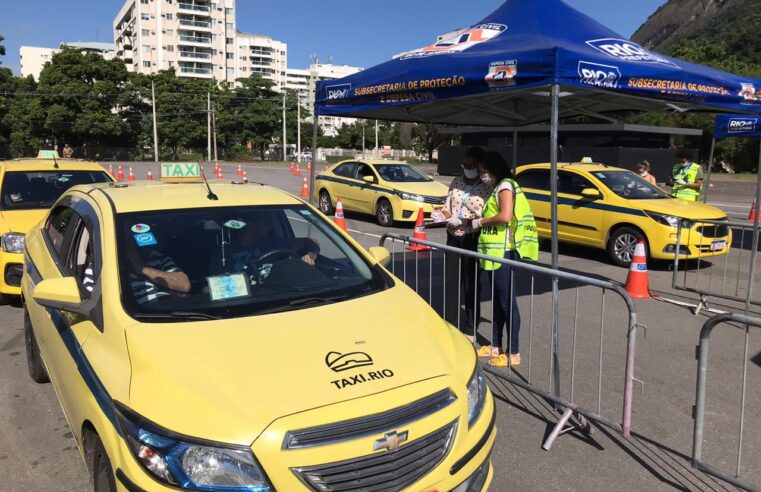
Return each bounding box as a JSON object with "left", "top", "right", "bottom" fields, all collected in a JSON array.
[
  {"left": 437, "top": 147, "right": 491, "bottom": 341},
  {"left": 636, "top": 160, "right": 657, "bottom": 185},
  {"left": 470, "top": 152, "right": 539, "bottom": 367}
]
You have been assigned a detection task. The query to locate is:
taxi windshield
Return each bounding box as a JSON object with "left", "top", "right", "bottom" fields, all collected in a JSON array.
[
  {"left": 591, "top": 171, "right": 670, "bottom": 200},
  {"left": 375, "top": 164, "right": 432, "bottom": 183},
  {"left": 116, "top": 205, "right": 392, "bottom": 321},
  {"left": 1, "top": 171, "right": 111, "bottom": 210}
]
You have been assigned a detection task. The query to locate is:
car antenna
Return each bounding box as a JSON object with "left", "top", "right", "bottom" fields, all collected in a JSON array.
[
  {"left": 52, "top": 154, "right": 59, "bottom": 169},
  {"left": 200, "top": 167, "right": 218, "bottom": 201}
]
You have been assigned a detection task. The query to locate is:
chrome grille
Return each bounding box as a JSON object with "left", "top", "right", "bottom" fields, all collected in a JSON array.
[
  {"left": 695, "top": 221, "right": 730, "bottom": 239},
  {"left": 293, "top": 421, "right": 457, "bottom": 492},
  {"left": 284, "top": 389, "right": 456, "bottom": 449}
]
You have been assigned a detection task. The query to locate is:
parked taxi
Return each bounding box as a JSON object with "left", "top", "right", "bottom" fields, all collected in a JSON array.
[
  {"left": 0, "top": 150, "right": 111, "bottom": 297},
  {"left": 515, "top": 163, "right": 732, "bottom": 266},
  {"left": 314, "top": 159, "right": 449, "bottom": 226},
  {"left": 22, "top": 163, "right": 495, "bottom": 491}
]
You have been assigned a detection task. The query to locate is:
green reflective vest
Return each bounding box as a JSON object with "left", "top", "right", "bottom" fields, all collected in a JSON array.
[
  {"left": 477, "top": 179, "right": 539, "bottom": 270},
  {"left": 671, "top": 163, "right": 701, "bottom": 201}
]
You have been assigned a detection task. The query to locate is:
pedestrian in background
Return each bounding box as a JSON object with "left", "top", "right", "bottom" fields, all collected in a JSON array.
[
  {"left": 62, "top": 144, "right": 74, "bottom": 159},
  {"left": 668, "top": 151, "right": 703, "bottom": 201},
  {"left": 436, "top": 146, "right": 491, "bottom": 342},
  {"left": 636, "top": 160, "right": 656, "bottom": 185},
  {"left": 471, "top": 152, "right": 539, "bottom": 367}
]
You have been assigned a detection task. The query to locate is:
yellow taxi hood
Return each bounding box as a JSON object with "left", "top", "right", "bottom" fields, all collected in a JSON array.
[
  {"left": 632, "top": 198, "right": 727, "bottom": 220},
  {"left": 0, "top": 209, "right": 47, "bottom": 234},
  {"left": 389, "top": 180, "right": 448, "bottom": 197},
  {"left": 124, "top": 285, "right": 469, "bottom": 446}
]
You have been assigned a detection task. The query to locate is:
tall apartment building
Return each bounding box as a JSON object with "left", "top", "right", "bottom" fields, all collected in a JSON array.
[
  {"left": 20, "top": 43, "right": 116, "bottom": 81},
  {"left": 234, "top": 32, "right": 287, "bottom": 90},
  {"left": 292, "top": 63, "right": 363, "bottom": 137},
  {"left": 113, "top": 0, "right": 237, "bottom": 84}
]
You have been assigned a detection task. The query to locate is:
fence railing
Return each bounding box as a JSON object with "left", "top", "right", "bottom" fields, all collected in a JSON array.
[
  {"left": 673, "top": 219, "right": 759, "bottom": 313},
  {"left": 693, "top": 312, "right": 761, "bottom": 492},
  {"left": 379, "top": 233, "right": 640, "bottom": 449}
]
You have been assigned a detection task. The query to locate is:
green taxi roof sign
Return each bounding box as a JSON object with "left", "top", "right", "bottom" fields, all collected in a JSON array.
[
  {"left": 37, "top": 150, "right": 60, "bottom": 159},
  {"left": 160, "top": 162, "right": 203, "bottom": 182}
]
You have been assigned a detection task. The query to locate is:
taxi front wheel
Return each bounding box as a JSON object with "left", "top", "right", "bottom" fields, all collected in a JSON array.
[
  {"left": 607, "top": 227, "right": 647, "bottom": 267},
  {"left": 376, "top": 198, "right": 394, "bottom": 227},
  {"left": 85, "top": 431, "right": 116, "bottom": 492},
  {"left": 318, "top": 189, "right": 334, "bottom": 215},
  {"left": 24, "top": 308, "right": 49, "bottom": 384}
]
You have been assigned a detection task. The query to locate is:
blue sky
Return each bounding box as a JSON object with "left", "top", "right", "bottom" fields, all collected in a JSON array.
[{"left": 0, "top": 0, "right": 666, "bottom": 75}]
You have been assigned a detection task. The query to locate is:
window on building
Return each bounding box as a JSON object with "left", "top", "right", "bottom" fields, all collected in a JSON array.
[
  {"left": 226, "top": 53, "right": 234, "bottom": 59},
  {"left": 211, "top": 34, "right": 218, "bottom": 42},
  {"left": 141, "top": 0, "right": 149, "bottom": 4},
  {"left": 226, "top": 37, "right": 234, "bottom": 45},
  {"left": 142, "top": 29, "right": 150, "bottom": 36},
  {"left": 166, "top": 29, "right": 173, "bottom": 36},
  {"left": 241, "top": 67, "right": 247, "bottom": 72},
  {"left": 143, "top": 61, "right": 151, "bottom": 68},
  {"left": 167, "top": 45, "right": 174, "bottom": 52},
  {"left": 225, "top": 7, "right": 233, "bottom": 15},
  {"left": 168, "top": 61, "right": 174, "bottom": 68},
  {"left": 165, "top": 13, "right": 173, "bottom": 20},
  {"left": 142, "top": 45, "right": 151, "bottom": 53},
  {"left": 141, "top": 13, "right": 150, "bottom": 20},
  {"left": 226, "top": 23, "right": 233, "bottom": 31}
]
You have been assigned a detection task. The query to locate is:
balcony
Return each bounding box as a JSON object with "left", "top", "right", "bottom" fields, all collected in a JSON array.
[
  {"left": 178, "top": 35, "right": 211, "bottom": 45},
  {"left": 178, "top": 19, "right": 211, "bottom": 29},
  {"left": 180, "top": 66, "right": 213, "bottom": 77},
  {"left": 179, "top": 51, "right": 212, "bottom": 60},
  {"left": 178, "top": 3, "right": 211, "bottom": 13}
]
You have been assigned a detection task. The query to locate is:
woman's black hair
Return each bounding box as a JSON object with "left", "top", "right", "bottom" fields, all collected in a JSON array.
[
  {"left": 464, "top": 146, "right": 485, "bottom": 163},
  {"left": 481, "top": 151, "right": 513, "bottom": 183}
]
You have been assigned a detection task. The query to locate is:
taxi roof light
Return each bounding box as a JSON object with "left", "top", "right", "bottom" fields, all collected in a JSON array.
[
  {"left": 37, "top": 150, "right": 60, "bottom": 159},
  {"left": 160, "top": 162, "right": 204, "bottom": 182}
]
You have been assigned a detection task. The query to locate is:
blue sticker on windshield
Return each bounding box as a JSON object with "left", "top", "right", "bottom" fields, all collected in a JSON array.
[
  {"left": 134, "top": 232, "right": 157, "bottom": 247},
  {"left": 299, "top": 210, "right": 313, "bottom": 216}
]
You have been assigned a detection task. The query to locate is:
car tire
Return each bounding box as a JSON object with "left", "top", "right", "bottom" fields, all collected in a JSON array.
[
  {"left": 25, "top": 308, "right": 49, "bottom": 384},
  {"left": 88, "top": 433, "right": 116, "bottom": 492},
  {"left": 607, "top": 226, "right": 647, "bottom": 267},
  {"left": 318, "top": 190, "right": 334, "bottom": 215},
  {"left": 376, "top": 199, "right": 394, "bottom": 227}
]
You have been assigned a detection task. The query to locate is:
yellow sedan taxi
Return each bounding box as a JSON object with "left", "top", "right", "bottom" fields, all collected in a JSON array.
[
  {"left": 22, "top": 163, "right": 495, "bottom": 492},
  {"left": 314, "top": 160, "right": 449, "bottom": 226},
  {"left": 0, "top": 151, "right": 111, "bottom": 297},
  {"left": 515, "top": 163, "right": 731, "bottom": 266}
]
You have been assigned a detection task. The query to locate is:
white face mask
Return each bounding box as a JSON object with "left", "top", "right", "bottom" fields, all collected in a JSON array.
[
  {"left": 462, "top": 168, "right": 478, "bottom": 179},
  {"left": 480, "top": 173, "right": 494, "bottom": 185}
]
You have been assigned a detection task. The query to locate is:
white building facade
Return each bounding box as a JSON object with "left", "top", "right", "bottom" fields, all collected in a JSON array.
[
  {"left": 20, "top": 43, "right": 116, "bottom": 80},
  {"left": 302, "top": 63, "right": 363, "bottom": 137},
  {"left": 234, "top": 32, "right": 287, "bottom": 90}
]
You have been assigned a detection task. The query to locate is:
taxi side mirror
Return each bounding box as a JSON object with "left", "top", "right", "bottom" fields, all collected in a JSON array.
[
  {"left": 32, "top": 277, "right": 84, "bottom": 313},
  {"left": 581, "top": 188, "right": 602, "bottom": 199},
  {"left": 368, "top": 246, "right": 391, "bottom": 267},
  {"left": 362, "top": 175, "right": 376, "bottom": 184}
]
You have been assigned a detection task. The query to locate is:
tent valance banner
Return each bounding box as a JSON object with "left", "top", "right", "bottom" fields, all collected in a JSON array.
[{"left": 714, "top": 114, "right": 761, "bottom": 139}]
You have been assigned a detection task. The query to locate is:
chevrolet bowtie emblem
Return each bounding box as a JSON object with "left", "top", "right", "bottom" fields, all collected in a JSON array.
[{"left": 373, "top": 430, "right": 409, "bottom": 452}]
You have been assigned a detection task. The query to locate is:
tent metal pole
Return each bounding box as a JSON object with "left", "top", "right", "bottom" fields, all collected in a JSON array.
[
  {"left": 512, "top": 126, "right": 518, "bottom": 170},
  {"left": 702, "top": 137, "right": 716, "bottom": 203},
  {"left": 309, "top": 115, "right": 319, "bottom": 205},
  {"left": 550, "top": 84, "right": 561, "bottom": 401},
  {"left": 744, "top": 139, "right": 761, "bottom": 314}
]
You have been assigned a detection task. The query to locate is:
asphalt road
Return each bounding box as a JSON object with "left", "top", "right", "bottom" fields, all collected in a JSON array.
[{"left": 1, "top": 161, "right": 759, "bottom": 491}]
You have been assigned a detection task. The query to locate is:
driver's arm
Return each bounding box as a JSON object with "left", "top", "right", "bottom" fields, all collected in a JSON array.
[
  {"left": 141, "top": 267, "right": 191, "bottom": 293},
  {"left": 293, "top": 238, "right": 320, "bottom": 266}
]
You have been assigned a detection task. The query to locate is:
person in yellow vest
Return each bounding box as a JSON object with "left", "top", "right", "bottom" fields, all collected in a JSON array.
[
  {"left": 470, "top": 152, "right": 539, "bottom": 367},
  {"left": 668, "top": 151, "right": 703, "bottom": 201}
]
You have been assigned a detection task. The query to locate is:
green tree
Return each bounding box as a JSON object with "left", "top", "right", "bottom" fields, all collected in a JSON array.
[
  {"left": 4, "top": 75, "right": 46, "bottom": 157},
  {"left": 0, "top": 34, "right": 6, "bottom": 61},
  {"left": 412, "top": 123, "right": 447, "bottom": 162}
]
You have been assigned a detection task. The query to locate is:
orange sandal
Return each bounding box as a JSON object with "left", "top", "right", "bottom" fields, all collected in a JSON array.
[{"left": 477, "top": 346, "right": 498, "bottom": 358}]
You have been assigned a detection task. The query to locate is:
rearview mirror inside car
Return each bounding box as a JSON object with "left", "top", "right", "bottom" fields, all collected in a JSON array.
[
  {"left": 581, "top": 188, "right": 602, "bottom": 199},
  {"left": 368, "top": 246, "right": 391, "bottom": 267},
  {"left": 32, "top": 277, "right": 84, "bottom": 312}
]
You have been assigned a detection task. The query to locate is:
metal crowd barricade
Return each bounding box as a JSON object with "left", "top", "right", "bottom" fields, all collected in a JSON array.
[
  {"left": 692, "top": 312, "right": 761, "bottom": 492},
  {"left": 672, "top": 219, "right": 760, "bottom": 314},
  {"left": 379, "top": 233, "right": 640, "bottom": 449}
]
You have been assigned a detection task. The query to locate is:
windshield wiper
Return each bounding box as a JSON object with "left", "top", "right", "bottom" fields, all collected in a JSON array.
[
  {"left": 133, "top": 311, "right": 222, "bottom": 322},
  {"left": 255, "top": 293, "right": 351, "bottom": 315}
]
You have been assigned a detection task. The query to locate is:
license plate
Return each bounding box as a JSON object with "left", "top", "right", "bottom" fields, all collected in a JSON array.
[{"left": 710, "top": 240, "right": 726, "bottom": 252}]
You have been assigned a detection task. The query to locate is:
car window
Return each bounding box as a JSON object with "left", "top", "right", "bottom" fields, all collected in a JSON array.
[
  {"left": 1, "top": 171, "right": 111, "bottom": 210},
  {"left": 517, "top": 169, "right": 550, "bottom": 191},
  {"left": 592, "top": 171, "right": 670, "bottom": 200},
  {"left": 115, "top": 205, "right": 391, "bottom": 321},
  {"left": 355, "top": 164, "right": 376, "bottom": 182},
  {"left": 374, "top": 164, "right": 432, "bottom": 183},
  {"left": 558, "top": 171, "right": 596, "bottom": 196},
  {"left": 68, "top": 222, "right": 95, "bottom": 297},
  {"left": 45, "top": 206, "right": 78, "bottom": 258},
  {"left": 333, "top": 163, "right": 357, "bottom": 178}
]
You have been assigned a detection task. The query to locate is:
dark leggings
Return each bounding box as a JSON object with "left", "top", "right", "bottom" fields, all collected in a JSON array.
[{"left": 489, "top": 250, "right": 521, "bottom": 355}]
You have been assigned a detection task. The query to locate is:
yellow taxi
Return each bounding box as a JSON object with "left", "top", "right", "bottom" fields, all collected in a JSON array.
[
  {"left": 0, "top": 151, "right": 111, "bottom": 297},
  {"left": 515, "top": 163, "right": 731, "bottom": 266},
  {"left": 314, "top": 159, "right": 449, "bottom": 226},
  {"left": 22, "top": 163, "right": 495, "bottom": 491}
]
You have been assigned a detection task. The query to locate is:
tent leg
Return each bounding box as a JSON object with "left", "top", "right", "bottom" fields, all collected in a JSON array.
[
  {"left": 550, "top": 84, "right": 561, "bottom": 403},
  {"left": 512, "top": 126, "right": 518, "bottom": 171},
  {"left": 744, "top": 140, "right": 761, "bottom": 314},
  {"left": 309, "top": 115, "right": 319, "bottom": 205},
  {"left": 702, "top": 138, "right": 716, "bottom": 203}
]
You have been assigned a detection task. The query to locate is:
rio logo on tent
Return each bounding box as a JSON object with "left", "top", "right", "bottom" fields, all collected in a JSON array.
[
  {"left": 486, "top": 60, "right": 517, "bottom": 88},
  {"left": 586, "top": 38, "right": 678, "bottom": 68},
  {"left": 325, "top": 83, "right": 352, "bottom": 104},
  {"left": 578, "top": 61, "right": 621, "bottom": 89},
  {"left": 728, "top": 118, "right": 758, "bottom": 134},
  {"left": 396, "top": 24, "right": 507, "bottom": 60}
]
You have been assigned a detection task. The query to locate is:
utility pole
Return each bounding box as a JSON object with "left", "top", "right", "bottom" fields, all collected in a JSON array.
[
  {"left": 212, "top": 102, "right": 218, "bottom": 162},
  {"left": 207, "top": 92, "right": 212, "bottom": 162},
  {"left": 282, "top": 92, "right": 287, "bottom": 162},
  {"left": 151, "top": 80, "right": 159, "bottom": 163},
  {"left": 375, "top": 120, "right": 379, "bottom": 158},
  {"left": 297, "top": 102, "right": 302, "bottom": 164}
]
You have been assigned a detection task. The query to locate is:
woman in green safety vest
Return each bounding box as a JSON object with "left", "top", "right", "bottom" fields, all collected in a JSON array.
[
  {"left": 470, "top": 152, "right": 539, "bottom": 368},
  {"left": 667, "top": 151, "right": 703, "bottom": 202}
]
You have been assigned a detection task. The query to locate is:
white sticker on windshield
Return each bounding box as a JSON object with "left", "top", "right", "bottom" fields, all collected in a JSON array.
[
  {"left": 131, "top": 223, "right": 151, "bottom": 234},
  {"left": 9, "top": 193, "right": 22, "bottom": 202},
  {"left": 224, "top": 219, "right": 247, "bottom": 229},
  {"left": 207, "top": 273, "right": 251, "bottom": 301}
]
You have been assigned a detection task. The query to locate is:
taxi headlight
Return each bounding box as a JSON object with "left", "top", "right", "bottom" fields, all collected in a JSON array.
[
  {"left": 400, "top": 192, "right": 424, "bottom": 202},
  {"left": 467, "top": 364, "right": 486, "bottom": 428},
  {"left": 116, "top": 404, "right": 271, "bottom": 491},
  {"left": 1, "top": 233, "right": 25, "bottom": 253},
  {"left": 645, "top": 211, "right": 693, "bottom": 229}
]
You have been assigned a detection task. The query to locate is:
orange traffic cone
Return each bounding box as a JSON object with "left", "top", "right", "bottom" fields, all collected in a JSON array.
[
  {"left": 407, "top": 208, "right": 431, "bottom": 251},
  {"left": 295, "top": 164, "right": 301, "bottom": 177},
  {"left": 117, "top": 165, "right": 124, "bottom": 181},
  {"left": 147, "top": 170, "right": 153, "bottom": 181},
  {"left": 214, "top": 162, "right": 220, "bottom": 175},
  {"left": 128, "top": 166, "right": 135, "bottom": 182},
  {"left": 289, "top": 162, "right": 295, "bottom": 175},
  {"left": 237, "top": 164, "right": 243, "bottom": 177},
  {"left": 334, "top": 198, "right": 347, "bottom": 231},
  {"left": 307, "top": 162, "right": 312, "bottom": 174},
  {"left": 108, "top": 163, "right": 114, "bottom": 177},
  {"left": 299, "top": 176, "right": 309, "bottom": 197},
  {"left": 216, "top": 167, "right": 223, "bottom": 180},
  {"left": 243, "top": 170, "right": 248, "bottom": 182},
  {"left": 625, "top": 240, "right": 650, "bottom": 299},
  {"left": 748, "top": 199, "right": 758, "bottom": 222}
]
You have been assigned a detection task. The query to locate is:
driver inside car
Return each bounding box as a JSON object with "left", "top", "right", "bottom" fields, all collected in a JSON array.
[{"left": 126, "top": 237, "right": 191, "bottom": 304}]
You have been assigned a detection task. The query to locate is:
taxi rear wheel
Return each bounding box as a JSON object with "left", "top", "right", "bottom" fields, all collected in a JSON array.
[
  {"left": 376, "top": 199, "right": 394, "bottom": 227},
  {"left": 25, "top": 308, "right": 49, "bottom": 384},
  {"left": 608, "top": 227, "right": 647, "bottom": 267},
  {"left": 318, "top": 190, "right": 334, "bottom": 215}
]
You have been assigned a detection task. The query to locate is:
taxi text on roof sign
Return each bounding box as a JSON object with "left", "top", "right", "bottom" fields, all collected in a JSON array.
[{"left": 160, "top": 162, "right": 203, "bottom": 182}]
